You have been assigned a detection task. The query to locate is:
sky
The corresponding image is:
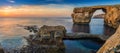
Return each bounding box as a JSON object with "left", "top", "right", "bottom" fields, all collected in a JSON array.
[{"left": 0, "top": 0, "right": 120, "bottom": 18}]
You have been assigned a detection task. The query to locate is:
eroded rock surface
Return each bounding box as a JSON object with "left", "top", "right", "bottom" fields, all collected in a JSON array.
[
  {"left": 38, "top": 25, "right": 66, "bottom": 39},
  {"left": 97, "top": 25, "right": 120, "bottom": 53},
  {"left": 19, "top": 25, "right": 66, "bottom": 53},
  {"left": 72, "top": 5, "right": 120, "bottom": 28}
]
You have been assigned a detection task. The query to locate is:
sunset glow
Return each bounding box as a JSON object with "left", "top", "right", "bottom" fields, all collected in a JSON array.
[
  {"left": 1, "top": 6, "right": 14, "bottom": 16},
  {"left": 0, "top": 0, "right": 119, "bottom": 18},
  {"left": 0, "top": 5, "right": 73, "bottom": 18}
]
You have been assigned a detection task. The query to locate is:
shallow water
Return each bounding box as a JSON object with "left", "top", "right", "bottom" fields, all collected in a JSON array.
[{"left": 0, "top": 17, "right": 116, "bottom": 53}]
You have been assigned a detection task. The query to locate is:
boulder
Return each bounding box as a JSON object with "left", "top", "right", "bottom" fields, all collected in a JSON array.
[
  {"left": 97, "top": 25, "right": 120, "bottom": 53},
  {"left": 38, "top": 25, "right": 66, "bottom": 39},
  {"left": 22, "top": 25, "right": 66, "bottom": 53}
]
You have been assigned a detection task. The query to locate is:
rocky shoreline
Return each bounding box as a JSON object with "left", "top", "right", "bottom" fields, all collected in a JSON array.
[
  {"left": 0, "top": 25, "right": 107, "bottom": 53},
  {"left": 71, "top": 4, "right": 120, "bottom": 53},
  {"left": 22, "top": 25, "right": 120, "bottom": 53},
  {"left": 0, "top": 24, "right": 119, "bottom": 53},
  {"left": 0, "top": 4, "right": 120, "bottom": 53}
]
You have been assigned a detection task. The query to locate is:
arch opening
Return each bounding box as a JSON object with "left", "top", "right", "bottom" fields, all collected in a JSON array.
[
  {"left": 92, "top": 9, "right": 106, "bottom": 19},
  {"left": 90, "top": 9, "right": 106, "bottom": 35}
]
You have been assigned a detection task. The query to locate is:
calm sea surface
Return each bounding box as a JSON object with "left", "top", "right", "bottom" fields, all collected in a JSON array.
[{"left": 0, "top": 17, "right": 116, "bottom": 53}]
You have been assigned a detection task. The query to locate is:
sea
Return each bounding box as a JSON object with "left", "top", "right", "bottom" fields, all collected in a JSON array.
[{"left": 0, "top": 17, "right": 116, "bottom": 53}]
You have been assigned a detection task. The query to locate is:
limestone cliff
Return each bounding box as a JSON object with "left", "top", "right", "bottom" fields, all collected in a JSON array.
[
  {"left": 72, "top": 5, "right": 120, "bottom": 28},
  {"left": 97, "top": 25, "right": 120, "bottom": 53}
]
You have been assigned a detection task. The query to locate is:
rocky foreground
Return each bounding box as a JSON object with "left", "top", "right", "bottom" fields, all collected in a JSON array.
[
  {"left": 19, "top": 25, "right": 120, "bottom": 53},
  {"left": 0, "top": 25, "right": 119, "bottom": 53},
  {"left": 97, "top": 25, "right": 120, "bottom": 53},
  {"left": 72, "top": 5, "right": 120, "bottom": 28},
  {"left": 0, "top": 25, "right": 108, "bottom": 53}
]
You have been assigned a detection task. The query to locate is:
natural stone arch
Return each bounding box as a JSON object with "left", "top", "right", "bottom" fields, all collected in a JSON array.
[
  {"left": 89, "top": 8, "right": 107, "bottom": 22},
  {"left": 71, "top": 7, "right": 107, "bottom": 24},
  {"left": 90, "top": 8, "right": 106, "bottom": 18},
  {"left": 71, "top": 5, "right": 120, "bottom": 28},
  {"left": 91, "top": 8, "right": 107, "bottom": 14}
]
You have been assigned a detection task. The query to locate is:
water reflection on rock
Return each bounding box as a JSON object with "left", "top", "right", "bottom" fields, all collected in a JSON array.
[
  {"left": 72, "top": 24, "right": 90, "bottom": 33},
  {"left": 104, "top": 25, "right": 116, "bottom": 36},
  {"left": 72, "top": 24, "right": 116, "bottom": 36},
  {"left": 0, "top": 18, "right": 117, "bottom": 53},
  {"left": 16, "top": 44, "right": 65, "bottom": 53}
]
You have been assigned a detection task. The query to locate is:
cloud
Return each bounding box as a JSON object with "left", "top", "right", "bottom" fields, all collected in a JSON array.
[
  {"left": 0, "top": 0, "right": 118, "bottom": 6},
  {"left": 8, "top": 0, "right": 15, "bottom": 3}
]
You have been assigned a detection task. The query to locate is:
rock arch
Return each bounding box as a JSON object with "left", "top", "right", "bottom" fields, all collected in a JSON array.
[
  {"left": 90, "top": 8, "right": 106, "bottom": 18},
  {"left": 72, "top": 5, "right": 120, "bottom": 28}
]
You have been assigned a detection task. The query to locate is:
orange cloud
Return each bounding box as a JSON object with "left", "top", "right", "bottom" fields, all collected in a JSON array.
[{"left": 0, "top": 4, "right": 74, "bottom": 18}]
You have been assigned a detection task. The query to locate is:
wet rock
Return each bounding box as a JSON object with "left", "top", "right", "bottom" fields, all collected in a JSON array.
[
  {"left": 72, "top": 5, "right": 120, "bottom": 28},
  {"left": 24, "top": 25, "right": 66, "bottom": 44},
  {"left": 0, "top": 44, "right": 4, "bottom": 53},
  {"left": 21, "top": 25, "right": 66, "bottom": 53},
  {"left": 97, "top": 25, "right": 120, "bottom": 53},
  {"left": 17, "top": 45, "right": 65, "bottom": 53},
  {"left": 24, "top": 25, "right": 39, "bottom": 33},
  {"left": 64, "top": 33, "right": 109, "bottom": 41}
]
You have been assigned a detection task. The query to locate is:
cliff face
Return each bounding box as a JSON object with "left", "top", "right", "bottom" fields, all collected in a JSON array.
[
  {"left": 71, "top": 7, "right": 92, "bottom": 24},
  {"left": 104, "top": 7, "right": 120, "bottom": 28},
  {"left": 72, "top": 5, "right": 120, "bottom": 28},
  {"left": 97, "top": 25, "right": 120, "bottom": 53}
]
